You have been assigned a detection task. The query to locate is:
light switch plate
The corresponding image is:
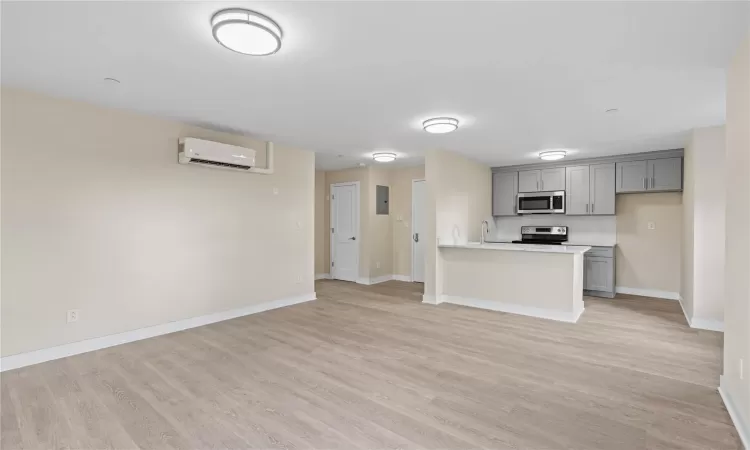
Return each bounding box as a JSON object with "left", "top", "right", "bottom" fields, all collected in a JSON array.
[{"left": 647, "top": 222, "right": 656, "bottom": 230}]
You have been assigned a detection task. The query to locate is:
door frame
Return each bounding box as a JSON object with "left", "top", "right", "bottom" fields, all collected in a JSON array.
[
  {"left": 411, "top": 179, "right": 426, "bottom": 283},
  {"left": 330, "top": 181, "right": 360, "bottom": 281}
]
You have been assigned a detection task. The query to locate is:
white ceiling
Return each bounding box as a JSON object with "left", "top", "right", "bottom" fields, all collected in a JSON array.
[{"left": 2, "top": 1, "right": 748, "bottom": 170}]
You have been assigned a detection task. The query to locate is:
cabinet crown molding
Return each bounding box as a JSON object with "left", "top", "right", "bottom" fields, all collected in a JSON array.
[{"left": 491, "top": 149, "right": 684, "bottom": 173}]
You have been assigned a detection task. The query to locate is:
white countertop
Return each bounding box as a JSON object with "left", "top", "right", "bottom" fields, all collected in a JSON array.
[{"left": 439, "top": 242, "right": 591, "bottom": 254}]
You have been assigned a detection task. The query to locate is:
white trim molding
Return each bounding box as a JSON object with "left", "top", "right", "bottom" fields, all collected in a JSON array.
[
  {"left": 678, "top": 296, "right": 725, "bottom": 332},
  {"left": 0, "top": 293, "right": 316, "bottom": 372},
  {"left": 615, "top": 286, "right": 680, "bottom": 300},
  {"left": 315, "top": 273, "right": 331, "bottom": 280},
  {"left": 719, "top": 376, "right": 750, "bottom": 449},
  {"left": 393, "top": 275, "right": 412, "bottom": 282},
  {"left": 422, "top": 294, "right": 440, "bottom": 305},
  {"left": 438, "top": 295, "right": 584, "bottom": 323}
]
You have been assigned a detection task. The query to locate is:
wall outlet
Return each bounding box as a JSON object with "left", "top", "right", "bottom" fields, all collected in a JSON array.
[
  {"left": 296, "top": 275, "right": 302, "bottom": 284},
  {"left": 67, "top": 309, "right": 80, "bottom": 323},
  {"left": 273, "top": 187, "right": 279, "bottom": 195},
  {"left": 647, "top": 222, "right": 656, "bottom": 230},
  {"left": 376, "top": 261, "right": 380, "bottom": 269}
]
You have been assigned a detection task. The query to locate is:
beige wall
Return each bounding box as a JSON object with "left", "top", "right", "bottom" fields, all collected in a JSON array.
[
  {"left": 615, "top": 193, "right": 682, "bottom": 293},
  {"left": 723, "top": 33, "right": 750, "bottom": 438},
  {"left": 314, "top": 171, "right": 327, "bottom": 275},
  {"left": 368, "top": 166, "right": 393, "bottom": 279},
  {"left": 1, "top": 88, "right": 315, "bottom": 357},
  {"left": 390, "top": 166, "right": 426, "bottom": 277},
  {"left": 681, "top": 126, "right": 726, "bottom": 324},
  {"left": 424, "top": 149, "right": 492, "bottom": 299}
]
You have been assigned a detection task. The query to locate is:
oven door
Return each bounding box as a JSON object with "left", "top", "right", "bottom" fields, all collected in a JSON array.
[{"left": 517, "top": 191, "right": 565, "bottom": 214}]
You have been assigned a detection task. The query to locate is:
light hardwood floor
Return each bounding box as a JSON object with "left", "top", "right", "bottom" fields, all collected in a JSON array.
[{"left": 1, "top": 280, "right": 741, "bottom": 449}]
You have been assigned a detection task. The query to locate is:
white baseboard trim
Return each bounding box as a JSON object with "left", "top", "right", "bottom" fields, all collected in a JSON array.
[
  {"left": 719, "top": 376, "right": 750, "bottom": 450},
  {"left": 440, "top": 295, "right": 584, "bottom": 323},
  {"left": 392, "top": 275, "right": 412, "bottom": 282},
  {"left": 369, "top": 274, "right": 394, "bottom": 285},
  {"left": 615, "top": 286, "right": 679, "bottom": 300},
  {"left": 422, "top": 294, "right": 440, "bottom": 305},
  {"left": 355, "top": 274, "right": 414, "bottom": 285},
  {"left": 678, "top": 295, "right": 725, "bottom": 332},
  {"left": 315, "top": 273, "right": 331, "bottom": 280},
  {"left": 0, "top": 292, "right": 317, "bottom": 372}
]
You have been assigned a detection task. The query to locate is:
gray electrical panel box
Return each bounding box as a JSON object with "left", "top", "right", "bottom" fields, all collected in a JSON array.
[{"left": 376, "top": 185, "right": 389, "bottom": 215}]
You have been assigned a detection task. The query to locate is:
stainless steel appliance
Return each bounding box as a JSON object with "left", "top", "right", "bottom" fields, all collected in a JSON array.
[
  {"left": 511, "top": 226, "right": 568, "bottom": 245},
  {"left": 516, "top": 191, "right": 565, "bottom": 214}
]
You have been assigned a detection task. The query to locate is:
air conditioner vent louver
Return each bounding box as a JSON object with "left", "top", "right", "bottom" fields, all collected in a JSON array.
[{"left": 189, "top": 158, "right": 252, "bottom": 170}]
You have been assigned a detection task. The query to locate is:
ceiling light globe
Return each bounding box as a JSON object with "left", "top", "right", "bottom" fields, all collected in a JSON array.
[
  {"left": 212, "top": 9, "right": 282, "bottom": 56},
  {"left": 373, "top": 153, "right": 397, "bottom": 163},
  {"left": 423, "top": 117, "right": 459, "bottom": 134},
  {"left": 539, "top": 150, "right": 567, "bottom": 161}
]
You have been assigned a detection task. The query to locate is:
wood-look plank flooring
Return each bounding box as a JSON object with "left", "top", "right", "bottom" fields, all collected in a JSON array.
[{"left": 1, "top": 280, "right": 741, "bottom": 449}]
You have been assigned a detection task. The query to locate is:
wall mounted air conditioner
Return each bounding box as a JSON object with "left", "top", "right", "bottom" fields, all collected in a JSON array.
[{"left": 178, "top": 138, "right": 256, "bottom": 171}]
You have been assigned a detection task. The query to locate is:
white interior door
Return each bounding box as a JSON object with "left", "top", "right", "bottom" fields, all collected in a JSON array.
[
  {"left": 412, "top": 180, "right": 426, "bottom": 283},
  {"left": 331, "top": 183, "right": 359, "bottom": 282}
]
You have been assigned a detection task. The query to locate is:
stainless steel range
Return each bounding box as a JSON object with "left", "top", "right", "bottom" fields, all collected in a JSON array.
[{"left": 512, "top": 226, "right": 568, "bottom": 245}]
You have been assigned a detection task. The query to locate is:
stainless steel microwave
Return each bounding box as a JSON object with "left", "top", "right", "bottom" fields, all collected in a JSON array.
[{"left": 517, "top": 191, "right": 565, "bottom": 214}]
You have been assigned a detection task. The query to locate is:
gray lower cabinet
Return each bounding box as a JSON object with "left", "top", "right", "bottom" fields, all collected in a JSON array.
[
  {"left": 492, "top": 171, "right": 518, "bottom": 216},
  {"left": 583, "top": 246, "right": 615, "bottom": 298},
  {"left": 566, "top": 163, "right": 615, "bottom": 215},
  {"left": 616, "top": 157, "right": 682, "bottom": 193}
]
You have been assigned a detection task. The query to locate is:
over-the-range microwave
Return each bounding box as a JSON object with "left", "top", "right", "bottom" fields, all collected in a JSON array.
[{"left": 517, "top": 191, "right": 565, "bottom": 214}]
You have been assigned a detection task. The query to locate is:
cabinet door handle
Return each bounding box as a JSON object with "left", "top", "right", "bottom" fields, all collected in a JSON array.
[
  {"left": 536, "top": 180, "right": 539, "bottom": 191},
  {"left": 592, "top": 203, "right": 595, "bottom": 213},
  {"left": 541, "top": 180, "right": 544, "bottom": 190},
  {"left": 585, "top": 204, "right": 589, "bottom": 213},
  {"left": 651, "top": 177, "right": 655, "bottom": 189},
  {"left": 643, "top": 177, "right": 646, "bottom": 189}
]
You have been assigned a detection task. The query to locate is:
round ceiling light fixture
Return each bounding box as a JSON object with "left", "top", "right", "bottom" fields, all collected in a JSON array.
[
  {"left": 211, "top": 9, "right": 282, "bottom": 56},
  {"left": 422, "top": 117, "right": 459, "bottom": 134},
  {"left": 539, "top": 150, "right": 567, "bottom": 161},
  {"left": 373, "top": 152, "right": 397, "bottom": 163}
]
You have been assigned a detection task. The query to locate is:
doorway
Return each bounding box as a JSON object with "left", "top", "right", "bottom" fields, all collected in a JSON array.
[
  {"left": 330, "top": 182, "right": 360, "bottom": 282},
  {"left": 411, "top": 179, "right": 426, "bottom": 283}
]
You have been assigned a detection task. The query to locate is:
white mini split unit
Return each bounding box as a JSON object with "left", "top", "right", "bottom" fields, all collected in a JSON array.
[{"left": 178, "top": 137, "right": 274, "bottom": 174}]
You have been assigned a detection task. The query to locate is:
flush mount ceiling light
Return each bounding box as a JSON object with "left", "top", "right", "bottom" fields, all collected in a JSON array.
[
  {"left": 211, "top": 9, "right": 282, "bottom": 56},
  {"left": 539, "top": 150, "right": 567, "bottom": 161},
  {"left": 422, "top": 117, "right": 459, "bottom": 134},
  {"left": 373, "top": 152, "right": 397, "bottom": 163}
]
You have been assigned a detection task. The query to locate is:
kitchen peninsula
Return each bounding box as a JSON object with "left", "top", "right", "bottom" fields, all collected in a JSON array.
[{"left": 432, "top": 242, "right": 590, "bottom": 323}]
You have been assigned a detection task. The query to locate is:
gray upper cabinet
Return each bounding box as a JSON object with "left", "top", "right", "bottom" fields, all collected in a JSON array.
[
  {"left": 648, "top": 157, "right": 682, "bottom": 191},
  {"left": 518, "top": 167, "right": 565, "bottom": 192},
  {"left": 492, "top": 171, "right": 518, "bottom": 216},
  {"left": 616, "top": 157, "right": 682, "bottom": 193},
  {"left": 565, "top": 166, "right": 590, "bottom": 215},
  {"left": 590, "top": 163, "right": 615, "bottom": 215},
  {"left": 518, "top": 170, "right": 541, "bottom": 193},
  {"left": 541, "top": 167, "right": 566, "bottom": 191},
  {"left": 616, "top": 160, "right": 648, "bottom": 193}
]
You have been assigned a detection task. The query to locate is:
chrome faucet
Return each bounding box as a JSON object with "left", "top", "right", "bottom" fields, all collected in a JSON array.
[{"left": 480, "top": 220, "right": 489, "bottom": 245}]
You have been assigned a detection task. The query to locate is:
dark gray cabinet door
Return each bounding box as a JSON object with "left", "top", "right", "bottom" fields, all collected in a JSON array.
[
  {"left": 518, "top": 170, "right": 541, "bottom": 192},
  {"left": 541, "top": 167, "right": 566, "bottom": 191},
  {"left": 648, "top": 157, "right": 682, "bottom": 191},
  {"left": 585, "top": 256, "right": 614, "bottom": 292},
  {"left": 590, "top": 163, "right": 615, "bottom": 215},
  {"left": 492, "top": 172, "right": 518, "bottom": 216},
  {"left": 565, "top": 165, "right": 590, "bottom": 215},
  {"left": 615, "top": 160, "right": 648, "bottom": 193}
]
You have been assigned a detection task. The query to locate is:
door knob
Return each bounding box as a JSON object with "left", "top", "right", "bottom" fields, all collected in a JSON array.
[
  {"left": 349, "top": 236, "right": 356, "bottom": 241},
  {"left": 413, "top": 233, "right": 419, "bottom": 242}
]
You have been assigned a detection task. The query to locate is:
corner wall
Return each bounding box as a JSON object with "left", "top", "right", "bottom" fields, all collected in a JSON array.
[
  {"left": 424, "top": 149, "right": 491, "bottom": 301},
  {"left": 722, "top": 33, "right": 750, "bottom": 447},
  {"left": 1, "top": 88, "right": 316, "bottom": 357}
]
